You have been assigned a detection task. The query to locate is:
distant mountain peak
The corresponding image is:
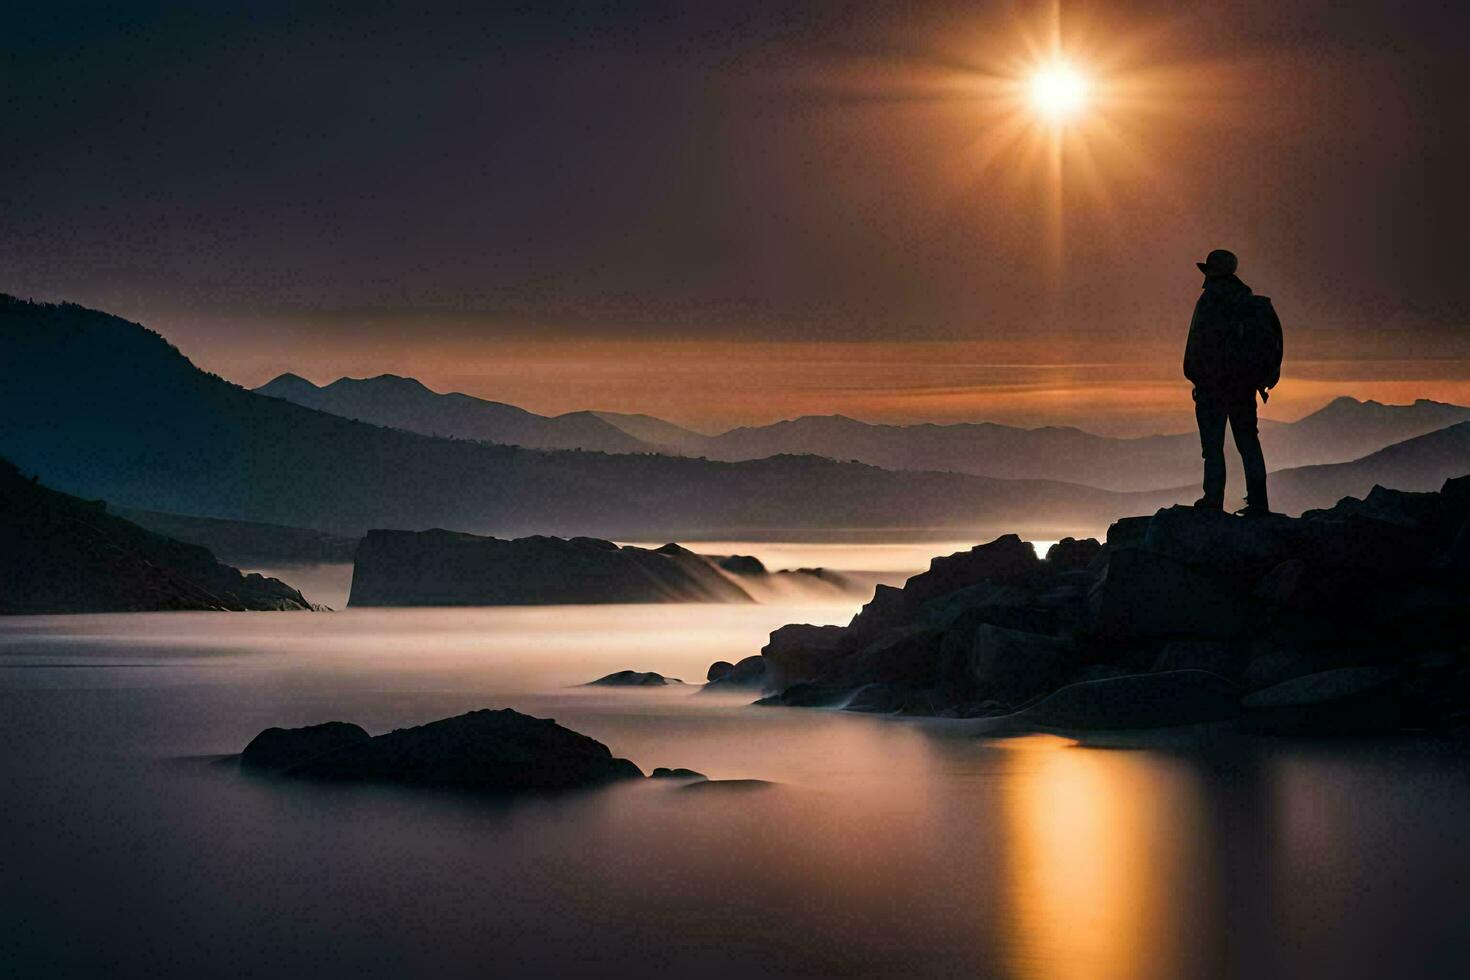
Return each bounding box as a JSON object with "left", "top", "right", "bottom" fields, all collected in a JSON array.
[
  {"left": 257, "top": 372, "right": 321, "bottom": 394},
  {"left": 331, "top": 374, "right": 433, "bottom": 393}
]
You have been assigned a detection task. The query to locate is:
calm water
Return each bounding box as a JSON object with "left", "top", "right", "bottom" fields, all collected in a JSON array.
[{"left": 2, "top": 580, "right": 1468, "bottom": 977}]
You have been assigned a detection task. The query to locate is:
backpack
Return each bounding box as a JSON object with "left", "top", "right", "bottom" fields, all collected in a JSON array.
[{"left": 1234, "top": 295, "right": 1283, "bottom": 394}]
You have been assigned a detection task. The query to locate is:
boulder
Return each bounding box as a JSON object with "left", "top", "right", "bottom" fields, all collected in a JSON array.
[
  {"left": 1241, "top": 644, "right": 1319, "bottom": 691},
  {"left": 968, "top": 624, "right": 1076, "bottom": 708},
  {"left": 1437, "top": 475, "right": 1470, "bottom": 538},
  {"left": 761, "top": 624, "right": 850, "bottom": 689},
  {"left": 901, "top": 534, "right": 1042, "bottom": 607},
  {"left": 1105, "top": 516, "right": 1151, "bottom": 550},
  {"left": 754, "top": 682, "right": 855, "bottom": 708},
  {"left": 266, "top": 709, "right": 644, "bottom": 792},
  {"left": 912, "top": 582, "right": 1019, "bottom": 631},
  {"left": 704, "top": 654, "right": 767, "bottom": 690},
  {"left": 240, "top": 721, "right": 370, "bottom": 773},
  {"left": 1142, "top": 505, "right": 1296, "bottom": 578},
  {"left": 1254, "top": 559, "right": 1316, "bottom": 609},
  {"left": 585, "top": 670, "right": 684, "bottom": 687},
  {"left": 716, "top": 554, "right": 767, "bottom": 576},
  {"left": 842, "top": 684, "right": 949, "bottom": 716},
  {"left": 848, "top": 584, "right": 912, "bottom": 635},
  {"left": 650, "top": 767, "right": 707, "bottom": 781},
  {"left": 1241, "top": 667, "right": 1407, "bottom": 735},
  {"left": 1019, "top": 670, "right": 1240, "bottom": 730},
  {"left": 827, "top": 627, "right": 943, "bottom": 688},
  {"left": 842, "top": 683, "right": 906, "bottom": 714},
  {"left": 1089, "top": 548, "right": 1254, "bottom": 639},
  {"left": 1152, "top": 638, "right": 1246, "bottom": 679},
  {"left": 1045, "top": 537, "right": 1103, "bottom": 571},
  {"left": 1303, "top": 485, "right": 1440, "bottom": 529}
]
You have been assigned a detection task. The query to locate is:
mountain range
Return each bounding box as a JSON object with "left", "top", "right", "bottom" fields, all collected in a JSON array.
[
  {"left": 0, "top": 296, "right": 1138, "bottom": 538},
  {"left": 256, "top": 372, "right": 1470, "bottom": 492},
  {"left": 4, "top": 294, "right": 1468, "bottom": 541},
  {"left": 256, "top": 373, "right": 655, "bottom": 454}
]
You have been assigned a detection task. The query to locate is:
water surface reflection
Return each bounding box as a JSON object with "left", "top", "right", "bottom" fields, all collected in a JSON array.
[{"left": 1, "top": 607, "right": 1466, "bottom": 978}]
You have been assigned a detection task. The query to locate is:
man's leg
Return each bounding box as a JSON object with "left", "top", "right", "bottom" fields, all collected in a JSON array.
[
  {"left": 1228, "top": 390, "right": 1269, "bottom": 510},
  {"left": 1195, "top": 389, "right": 1228, "bottom": 507}
]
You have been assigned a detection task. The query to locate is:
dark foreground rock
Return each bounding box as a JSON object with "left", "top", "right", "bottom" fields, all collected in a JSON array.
[
  {"left": 1241, "top": 666, "right": 1407, "bottom": 735},
  {"left": 716, "top": 478, "right": 1470, "bottom": 735},
  {"left": 0, "top": 457, "right": 318, "bottom": 614},
  {"left": 241, "top": 709, "right": 645, "bottom": 793},
  {"left": 586, "top": 670, "right": 685, "bottom": 686},
  {"left": 348, "top": 530, "right": 859, "bottom": 606},
  {"left": 1018, "top": 670, "right": 1240, "bottom": 730}
]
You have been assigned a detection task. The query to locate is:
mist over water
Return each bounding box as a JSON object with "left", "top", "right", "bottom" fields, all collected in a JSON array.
[{"left": 3, "top": 548, "right": 1467, "bottom": 978}]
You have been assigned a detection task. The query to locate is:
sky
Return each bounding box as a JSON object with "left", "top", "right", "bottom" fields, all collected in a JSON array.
[{"left": 4, "top": 0, "right": 1467, "bottom": 434}]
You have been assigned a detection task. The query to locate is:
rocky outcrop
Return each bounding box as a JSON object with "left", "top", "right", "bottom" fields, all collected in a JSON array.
[
  {"left": 348, "top": 530, "right": 858, "bottom": 606},
  {"left": 240, "top": 709, "right": 645, "bottom": 793},
  {"left": 704, "top": 655, "right": 767, "bottom": 689},
  {"left": 650, "top": 767, "right": 707, "bottom": 780},
  {"left": 717, "top": 478, "right": 1470, "bottom": 735},
  {"left": 0, "top": 458, "right": 318, "bottom": 614},
  {"left": 586, "top": 670, "right": 685, "bottom": 686},
  {"left": 240, "top": 722, "right": 371, "bottom": 772}
]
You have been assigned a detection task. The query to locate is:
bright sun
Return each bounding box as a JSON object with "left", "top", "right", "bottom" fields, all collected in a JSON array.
[{"left": 1028, "top": 63, "right": 1089, "bottom": 122}]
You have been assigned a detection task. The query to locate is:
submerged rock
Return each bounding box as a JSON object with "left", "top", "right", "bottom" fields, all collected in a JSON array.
[
  {"left": 243, "top": 709, "right": 644, "bottom": 793},
  {"left": 586, "top": 670, "right": 684, "bottom": 687}
]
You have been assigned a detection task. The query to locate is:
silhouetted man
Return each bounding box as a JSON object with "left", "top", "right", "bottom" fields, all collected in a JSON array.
[{"left": 1184, "top": 249, "right": 1277, "bottom": 517}]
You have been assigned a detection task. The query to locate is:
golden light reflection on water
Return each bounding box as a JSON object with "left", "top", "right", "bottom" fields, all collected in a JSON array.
[{"left": 1000, "top": 737, "right": 1212, "bottom": 980}]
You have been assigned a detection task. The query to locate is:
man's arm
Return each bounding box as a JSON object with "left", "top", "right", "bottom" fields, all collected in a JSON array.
[{"left": 1183, "top": 295, "right": 1206, "bottom": 386}]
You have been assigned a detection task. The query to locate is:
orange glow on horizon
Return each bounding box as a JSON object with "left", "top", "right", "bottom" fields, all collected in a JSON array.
[{"left": 180, "top": 325, "right": 1470, "bottom": 438}]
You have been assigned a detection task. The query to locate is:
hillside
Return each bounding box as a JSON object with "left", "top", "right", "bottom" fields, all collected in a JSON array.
[
  {"left": 6, "top": 297, "right": 1462, "bottom": 539},
  {"left": 1263, "top": 421, "right": 1470, "bottom": 514},
  {"left": 114, "top": 507, "right": 360, "bottom": 565},
  {"left": 0, "top": 295, "right": 1141, "bottom": 539},
  {"left": 268, "top": 369, "right": 1470, "bottom": 492},
  {"left": 0, "top": 458, "right": 315, "bottom": 613},
  {"left": 686, "top": 399, "right": 1470, "bottom": 490}
]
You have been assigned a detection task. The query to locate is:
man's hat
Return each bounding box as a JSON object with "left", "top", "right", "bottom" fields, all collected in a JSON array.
[{"left": 1196, "top": 248, "right": 1238, "bottom": 276}]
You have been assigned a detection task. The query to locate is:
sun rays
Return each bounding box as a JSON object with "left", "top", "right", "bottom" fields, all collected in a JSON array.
[{"left": 793, "top": 2, "right": 1240, "bottom": 286}]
